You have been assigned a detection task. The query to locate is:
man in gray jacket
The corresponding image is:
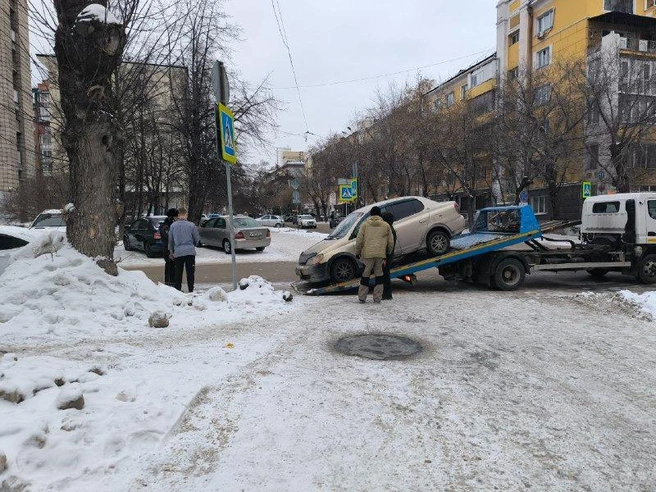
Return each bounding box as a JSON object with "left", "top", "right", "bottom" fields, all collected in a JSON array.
[{"left": 168, "top": 208, "right": 200, "bottom": 292}]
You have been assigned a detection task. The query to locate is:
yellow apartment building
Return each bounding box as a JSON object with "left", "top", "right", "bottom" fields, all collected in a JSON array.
[
  {"left": 496, "top": 0, "right": 656, "bottom": 217},
  {"left": 423, "top": 54, "right": 500, "bottom": 213}
]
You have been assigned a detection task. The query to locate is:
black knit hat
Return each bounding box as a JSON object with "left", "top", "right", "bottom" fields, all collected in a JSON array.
[
  {"left": 370, "top": 206, "right": 381, "bottom": 216},
  {"left": 166, "top": 208, "right": 179, "bottom": 218}
]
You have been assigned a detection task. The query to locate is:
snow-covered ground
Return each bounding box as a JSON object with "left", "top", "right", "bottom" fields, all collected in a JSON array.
[
  {"left": 1, "top": 231, "right": 655, "bottom": 490},
  {"left": 115, "top": 227, "right": 326, "bottom": 267}
]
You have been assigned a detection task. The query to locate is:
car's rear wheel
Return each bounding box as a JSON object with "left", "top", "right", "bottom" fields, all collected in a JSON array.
[
  {"left": 330, "top": 257, "right": 357, "bottom": 283},
  {"left": 256, "top": 246, "right": 265, "bottom": 251},
  {"left": 223, "top": 239, "right": 232, "bottom": 254},
  {"left": 427, "top": 230, "right": 450, "bottom": 256},
  {"left": 145, "top": 244, "right": 158, "bottom": 258},
  {"left": 123, "top": 235, "right": 133, "bottom": 251},
  {"left": 274, "top": 223, "right": 282, "bottom": 228}
]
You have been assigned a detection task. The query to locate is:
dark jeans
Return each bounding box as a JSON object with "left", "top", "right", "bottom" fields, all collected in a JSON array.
[
  {"left": 164, "top": 250, "right": 175, "bottom": 286},
  {"left": 382, "top": 254, "right": 393, "bottom": 299},
  {"left": 174, "top": 255, "right": 195, "bottom": 292}
]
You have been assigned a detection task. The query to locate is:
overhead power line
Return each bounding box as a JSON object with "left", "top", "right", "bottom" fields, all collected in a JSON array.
[
  {"left": 274, "top": 48, "right": 496, "bottom": 90},
  {"left": 271, "top": 0, "right": 310, "bottom": 136}
]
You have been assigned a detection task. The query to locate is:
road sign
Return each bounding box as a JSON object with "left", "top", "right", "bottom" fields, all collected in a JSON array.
[
  {"left": 519, "top": 190, "right": 529, "bottom": 203},
  {"left": 338, "top": 184, "right": 356, "bottom": 204},
  {"left": 292, "top": 190, "right": 301, "bottom": 204},
  {"left": 217, "top": 103, "right": 236, "bottom": 164},
  {"left": 582, "top": 181, "right": 592, "bottom": 198},
  {"left": 351, "top": 178, "right": 358, "bottom": 199},
  {"left": 211, "top": 61, "right": 230, "bottom": 105}
]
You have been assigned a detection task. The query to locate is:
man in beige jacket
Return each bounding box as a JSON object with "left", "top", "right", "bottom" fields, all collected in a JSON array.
[{"left": 355, "top": 206, "right": 395, "bottom": 303}]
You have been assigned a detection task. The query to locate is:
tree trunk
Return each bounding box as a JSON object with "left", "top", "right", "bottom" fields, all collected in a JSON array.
[{"left": 54, "top": 0, "right": 125, "bottom": 260}]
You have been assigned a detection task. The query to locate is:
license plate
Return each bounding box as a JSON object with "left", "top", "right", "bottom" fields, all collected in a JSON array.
[{"left": 249, "top": 232, "right": 259, "bottom": 238}]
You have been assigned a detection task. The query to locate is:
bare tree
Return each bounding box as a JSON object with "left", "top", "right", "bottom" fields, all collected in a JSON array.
[
  {"left": 53, "top": 0, "right": 126, "bottom": 262},
  {"left": 583, "top": 39, "right": 656, "bottom": 193}
]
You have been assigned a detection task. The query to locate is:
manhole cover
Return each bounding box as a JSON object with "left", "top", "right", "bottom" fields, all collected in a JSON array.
[{"left": 335, "top": 334, "right": 422, "bottom": 360}]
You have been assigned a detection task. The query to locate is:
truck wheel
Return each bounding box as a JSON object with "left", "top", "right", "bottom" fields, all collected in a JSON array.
[
  {"left": 586, "top": 268, "right": 609, "bottom": 278},
  {"left": 637, "top": 254, "right": 656, "bottom": 284},
  {"left": 427, "top": 230, "right": 450, "bottom": 256},
  {"left": 330, "top": 257, "right": 357, "bottom": 283},
  {"left": 492, "top": 258, "right": 525, "bottom": 291}
]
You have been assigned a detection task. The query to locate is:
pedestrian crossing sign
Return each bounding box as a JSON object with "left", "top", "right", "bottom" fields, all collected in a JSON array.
[
  {"left": 338, "top": 184, "right": 356, "bottom": 204},
  {"left": 582, "top": 181, "right": 592, "bottom": 198},
  {"left": 217, "top": 102, "right": 237, "bottom": 164}
]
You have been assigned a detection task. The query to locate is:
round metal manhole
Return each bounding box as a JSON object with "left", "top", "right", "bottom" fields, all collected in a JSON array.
[{"left": 335, "top": 334, "right": 422, "bottom": 360}]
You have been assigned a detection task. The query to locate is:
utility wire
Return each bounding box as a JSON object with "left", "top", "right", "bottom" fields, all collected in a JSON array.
[
  {"left": 275, "top": 49, "right": 496, "bottom": 90},
  {"left": 271, "top": 0, "right": 310, "bottom": 136}
]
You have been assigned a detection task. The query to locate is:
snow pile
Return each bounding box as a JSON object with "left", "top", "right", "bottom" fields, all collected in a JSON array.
[
  {"left": 0, "top": 242, "right": 294, "bottom": 345},
  {"left": 76, "top": 4, "right": 120, "bottom": 24},
  {"left": 619, "top": 290, "right": 656, "bottom": 319}
]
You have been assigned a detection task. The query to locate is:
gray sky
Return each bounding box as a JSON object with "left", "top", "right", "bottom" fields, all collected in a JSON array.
[{"left": 224, "top": 0, "right": 497, "bottom": 165}]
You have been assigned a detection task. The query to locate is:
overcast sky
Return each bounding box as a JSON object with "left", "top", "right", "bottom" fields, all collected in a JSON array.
[{"left": 223, "top": 0, "right": 497, "bottom": 166}]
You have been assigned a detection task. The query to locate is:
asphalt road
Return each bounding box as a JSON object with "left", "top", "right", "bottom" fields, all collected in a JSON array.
[{"left": 124, "top": 260, "right": 654, "bottom": 295}]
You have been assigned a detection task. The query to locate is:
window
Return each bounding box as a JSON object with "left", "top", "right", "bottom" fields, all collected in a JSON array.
[
  {"left": 587, "top": 102, "right": 600, "bottom": 125},
  {"left": 508, "top": 67, "right": 519, "bottom": 80},
  {"left": 446, "top": 92, "right": 455, "bottom": 107},
  {"left": 530, "top": 196, "right": 547, "bottom": 214},
  {"left": 648, "top": 200, "right": 656, "bottom": 219},
  {"left": 604, "top": 0, "right": 633, "bottom": 13},
  {"left": 592, "top": 201, "right": 620, "bottom": 213},
  {"left": 509, "top": 31, "right": 520, "bottom": 46},
  {"left": 586, "top": 144, "right": 600, "bottom": 171},
  {"left": 648, "top": 0, "right": 656, "bottom": 9},
  {"left": 535, "top": 46, "right": 552, "bottom": 69},
  {"left": 471, "top": 73, "right": 479, "bottom": 87},
  {"left": 535, "top": 84, "right": 551, "bottom": 105},
  {"left": 204, "top": 218, "right": 217, "bottom": 228},
  {"left": 388, "top": 200, "right": 420, "bottom": 221},
  {"left": 460, "top": 84, "right": 468, "bottom": 100},
  {"left": 217, "top": 218, "right": 227, "bottom": 228},
  {"left": 537, "top": 10, "right": 554, "bottom": 36}
]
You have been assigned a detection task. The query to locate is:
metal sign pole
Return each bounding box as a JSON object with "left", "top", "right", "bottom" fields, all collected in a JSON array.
[
  {"left": 226, "top": 162, "right": 237, "bottom": 290},
  {"left": 212, "top": 60, "right": 237, "bottom": 291}
]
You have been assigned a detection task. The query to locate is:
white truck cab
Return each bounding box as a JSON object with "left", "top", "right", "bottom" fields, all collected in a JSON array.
[{"left": 581, "top": 193, "right": 656, "bottom": 247}]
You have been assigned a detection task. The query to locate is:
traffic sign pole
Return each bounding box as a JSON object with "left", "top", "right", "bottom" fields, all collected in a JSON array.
[{"left": 213, "top": 61, "right": 237, "bottom": 291}]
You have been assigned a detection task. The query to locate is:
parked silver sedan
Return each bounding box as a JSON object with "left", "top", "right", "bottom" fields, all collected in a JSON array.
[{"left": 197, "top": 215, "right": 271, "bottom": 254}]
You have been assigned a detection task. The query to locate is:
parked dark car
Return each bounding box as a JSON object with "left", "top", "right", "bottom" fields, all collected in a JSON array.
[{"left": 123, "top": 215, "right": 167, "bottom": 257}]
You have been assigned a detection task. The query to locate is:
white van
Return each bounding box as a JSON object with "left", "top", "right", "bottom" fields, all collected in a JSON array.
[{"left": 581, "top": 193, "right": 656, "bottom": 247}]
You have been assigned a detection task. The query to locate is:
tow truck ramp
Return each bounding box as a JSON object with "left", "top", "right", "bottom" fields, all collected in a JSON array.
[{"left": 303, "top": 205, "right": 547, "bottom": 296}]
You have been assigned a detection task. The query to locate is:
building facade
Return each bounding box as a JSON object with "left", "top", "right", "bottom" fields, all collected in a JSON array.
[
  {"left": 0, "top": 0, "right": 34, "bottom": 199},
  {"left": 494, "top": 0, "right": 656, "bottom": 218}
]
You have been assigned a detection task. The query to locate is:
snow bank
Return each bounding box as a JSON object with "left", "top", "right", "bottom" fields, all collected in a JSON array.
[
  {"left": 0, "top": 241, "right": 294, "bottom": 345},
  {"left": 619, "top": 290, "right": 656, "bottom": 318}
]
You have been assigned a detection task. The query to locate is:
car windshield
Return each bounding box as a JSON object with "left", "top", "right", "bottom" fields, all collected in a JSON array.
[
  {"left": 234, "top": 217, "right": 259, "bottom": 228},
  {"left": 32, "top": 213, "right": 66, "bottom": 227},
  {"left": 327, "top": 212, "right": 363, "bottom": 239}
]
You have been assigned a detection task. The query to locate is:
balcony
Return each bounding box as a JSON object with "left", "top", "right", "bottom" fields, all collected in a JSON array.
[{"left": 620, "top": 37, "right": 656, "bottom": 54}]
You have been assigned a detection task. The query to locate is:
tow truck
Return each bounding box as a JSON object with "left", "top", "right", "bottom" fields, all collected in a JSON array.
[{"left": 300, "top": 193, "right": 656, "bottom": 295}]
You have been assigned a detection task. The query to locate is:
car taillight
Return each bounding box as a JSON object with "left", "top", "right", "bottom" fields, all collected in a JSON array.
[
  {"left": 235, "top": 231, "right": 245, "bottom": 239},
  {"left": 154, "top": 231, "right": 161, "bottom": 240},
  {"left": 266, "top": 229, "right": 271, "bottom": 237},
  {"left": 453, "top": 202, "right": 460, "bottom": 213}
]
